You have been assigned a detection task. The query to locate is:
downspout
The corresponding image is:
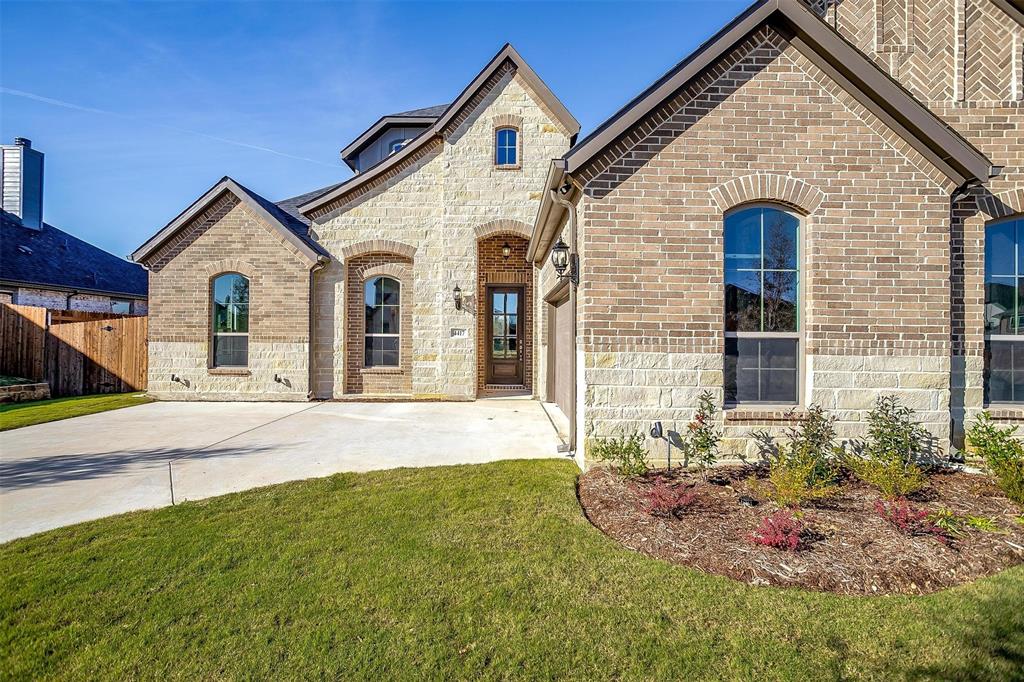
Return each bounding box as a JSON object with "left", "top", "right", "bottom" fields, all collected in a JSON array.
[
  {"left": 550, "top": 185, "right": 579, "bottom": 456},
  {"left": 307, "top": 258, "right": 328, "bottom": 400},
  {"left": 65, "top": 290, "right": 79, "bottom": 310}
]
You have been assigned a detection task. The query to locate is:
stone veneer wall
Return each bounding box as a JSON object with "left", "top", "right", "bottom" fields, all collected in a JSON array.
[
  {"left": 142, "top": 192, "right": 313, "bottom": 400},
  {"left": 476, "top": 234, "right": 533, "bottom": 393},
  {"left": 309, "top": 66, "right": 570, "bottom": 400},
  {"left": 574, "top": 27, "right": 957, "bottom": 463}
]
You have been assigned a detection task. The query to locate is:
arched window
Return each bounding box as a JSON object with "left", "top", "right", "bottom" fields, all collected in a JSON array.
[
  {"left": 724, "top": 205, "right": 800, "bottom": 405},
  {"left": 365, "top": 276, "right": 400, "bottom": 367},
  {"left": 211, "top": 273, "right": 249, "bottom": 367},
  {"left": 984, "top": 214, "right": 1024, "bottom": 403},
  {"left": 495, "top": 128, "right": 518, "bottom": 167}
]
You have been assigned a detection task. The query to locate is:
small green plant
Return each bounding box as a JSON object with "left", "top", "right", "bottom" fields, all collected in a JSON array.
[
  {"left": 591, "top": 433, "right": 649, "bottom": 477},
  {"left": 964, "top": 515, "right": 1003, "bottom": 533},
  {"left": 846, "top": 395, "right": 929, "bottom": 499},
  {"left": 966, "top": 411, "right": 1024, "bottom": 506},
  {"left": 926, "top": 508, "right": 1003, "bottom": 537},
  {"left": 753, "top": 405, "right": 841, "bottom": 508},
  {"left": 680, "top": 391, "right": 721, "bottom": 476}
]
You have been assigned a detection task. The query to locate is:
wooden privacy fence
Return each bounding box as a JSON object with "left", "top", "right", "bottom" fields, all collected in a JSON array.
[{"left": 0, "top": 303, "right": 148, "bottom": 397}]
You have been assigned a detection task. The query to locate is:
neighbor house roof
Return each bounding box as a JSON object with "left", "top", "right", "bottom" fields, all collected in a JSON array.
[
  {"left": 529, "top": 0, "right": 997, "bottom": 263},
  {"left": 131, "top": 177, "right": 328, "bottom": 266},
  {"left": 1, "top": 211, "right": 148, "bottom": 298},
  {"left": 299, "top": 43, "right": 581, "bottom": 217},
  {"left": 340, "top": 104, "right": 448, "bottom": 171}
]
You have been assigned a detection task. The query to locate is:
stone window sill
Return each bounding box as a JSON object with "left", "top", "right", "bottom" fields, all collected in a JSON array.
[
  {"left": 360, "top": 367, "right": 404, "bottom": 375},
  {"left": 724, "top": 407, "right": 806, "bottom": 425},
  {"left": 208, "top": 368, "right": 250, "bottom": 376},
  {"left": 986, "top": 407, "right": 1024, "bottom": 422},
  {"left": 494, "top": 165, "right": 521, "bottom": 171}
]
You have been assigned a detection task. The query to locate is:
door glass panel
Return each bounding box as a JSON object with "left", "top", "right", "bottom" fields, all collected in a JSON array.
[
  {"left": 493, "top": 315, "right": 506, "bottom": 336},
  {"left": 507, "top": 314, "right": 517, "bottom": 336},
  {"left": 506, "top": 292, "right": 518, "bottom": 313},
  {"left": 492, "top": 292, "right": 505, "bottom": 314},
  {"left": 492, "top": 338, "right": 506, "bottom": 357}
]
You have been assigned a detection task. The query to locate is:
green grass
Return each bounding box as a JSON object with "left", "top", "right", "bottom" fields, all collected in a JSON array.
[
  {"left": 0, "top": 392, "right": 154, "bottom": 431},
  {"left": 2, "top": 460, "right": 1022, "bottom": 680}
]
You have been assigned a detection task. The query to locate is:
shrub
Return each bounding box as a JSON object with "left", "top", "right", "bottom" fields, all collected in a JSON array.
[
  {"left": 753, "top": 405, "right": 841, "bottom": 508},
  {"left": 927, "top": 508, "right": 1003, "bottom": 536},
  {"left": 591, "top": 433, "right": 649, "bottom": 477},
  {"left": 966, "top": 411, "right": 1024, "bottom": 506},
  {"left": 641, "top": 481, "right": 698, "bottom": 518},
  {"left": 679, "top": 391, "right": 721, "bottom": 475},
  {"left": 847, "top": 396, "right": 929, "bottom": 499},
  {"left": 748, "top": 510, "right": 803, "bottom": 551},
  {"left": 874, "top": 498, "right": 948, "bottom": 544}
]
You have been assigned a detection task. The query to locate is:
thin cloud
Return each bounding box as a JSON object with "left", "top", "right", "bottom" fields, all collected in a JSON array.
[{"left": 0, "top": 86, "right": 336, "bottom": 167}]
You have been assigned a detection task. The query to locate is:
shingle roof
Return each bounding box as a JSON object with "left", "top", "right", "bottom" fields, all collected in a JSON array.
[
  {"left": 274, "top": 182, "right": 344, "bottom": 227},
  {"left": 387, "top": 104, "right": 448, "bottom": 118},
  {"left": 229, "top": 180, "right": 330, "bottom": 257},
  {"left": 1, "top": 211, "right": 148, "bottom": 298},
  {"left": 132, "top": 177, "right": 328, "bottom": 265}
]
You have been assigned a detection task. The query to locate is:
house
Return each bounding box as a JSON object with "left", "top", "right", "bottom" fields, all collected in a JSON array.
[
  {"left": 132, "top": 45, "right": 578, "bottom": 402},
  {"left": 134, "top": 0, "right": 1022, "bottom": 464},
  {"left": 1, "top": 138, "right": 148, "bottom": 314}
]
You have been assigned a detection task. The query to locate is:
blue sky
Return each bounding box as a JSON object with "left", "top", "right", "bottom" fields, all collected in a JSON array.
[{"left": 1, "top": 0, "right": 747, "bottom": 258}]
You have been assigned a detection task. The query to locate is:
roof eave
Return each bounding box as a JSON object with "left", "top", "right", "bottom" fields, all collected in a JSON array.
[
  {"left": 527, "top": 159, "right": 575, "bottom": 265},
  {"left": 564, "top": 0, "right": 993, "bottom": 186},
  {"left": 300, "top": 43, "right": 580, "bottom": 217},
  {"left": 132, "top": 178, "right": 323, "bottom": 266},
  {"left": 340, "top": 115, "right": 438, "bottom": 165}
]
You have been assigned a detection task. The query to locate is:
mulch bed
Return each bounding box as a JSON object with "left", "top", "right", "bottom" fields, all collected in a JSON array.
[{"left": 578, "top": 465, "right": 1024, "bottom": 595}]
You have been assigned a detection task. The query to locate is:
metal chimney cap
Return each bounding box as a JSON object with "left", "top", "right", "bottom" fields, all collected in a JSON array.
[{"left": 13, "top": 137, "right": 32, "bottom": 148}]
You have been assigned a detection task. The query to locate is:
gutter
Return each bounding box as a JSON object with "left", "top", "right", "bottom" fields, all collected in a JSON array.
[{"left": 549, "top": 181, "right": 581, "bottom": 458}]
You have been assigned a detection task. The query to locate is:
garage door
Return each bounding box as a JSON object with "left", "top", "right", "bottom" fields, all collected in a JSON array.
[{"left": 548, "top": 295, "right": 573, "bottom": 421}]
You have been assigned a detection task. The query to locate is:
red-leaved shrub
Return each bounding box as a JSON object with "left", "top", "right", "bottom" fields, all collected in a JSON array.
[
  {"left": 641, "top": 481, "right": 698, "bottom": 517},
  {"left": 748, "top": 510, "right": 803, "bottom": 551},
  {"left": 874, "top": 498, "right": 949, "bottom": 545}
]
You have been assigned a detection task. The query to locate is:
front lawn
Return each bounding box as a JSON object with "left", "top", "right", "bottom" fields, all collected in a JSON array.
[
  {"left": 2, "top": 460, "right": 1022, "bottom": 680},
  {"left": 0, "top": 392, "right": 153, "bottom": 432}
]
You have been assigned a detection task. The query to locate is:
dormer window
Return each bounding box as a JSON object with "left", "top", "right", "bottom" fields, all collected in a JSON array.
[{"left": 495, "top": 128, "right": 518, "bottom": 167}]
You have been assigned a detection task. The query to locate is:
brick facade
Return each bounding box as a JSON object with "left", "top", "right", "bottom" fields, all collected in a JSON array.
[
  {"left": 573, "top": 25, "right": 959, "bottom": 459},
  {"left": 141, "top": 192, "right": 312, "bottom": 400},
  {"left": 344, "top": 253, "right": 414, "bottom": 395},
  {"left": 476, "top": 234, "right": 533, "bottom": 393}
]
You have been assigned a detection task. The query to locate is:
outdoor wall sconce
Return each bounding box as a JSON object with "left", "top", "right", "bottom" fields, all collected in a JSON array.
[
  {"left": 550, "top": 237, "right": 579, "bottom": 286},
  {"left": 452, "top": 284, "right": 463, "bottom": 311},
  {"left": 501, "top": 241, "right": 512, "bottom": 259}
]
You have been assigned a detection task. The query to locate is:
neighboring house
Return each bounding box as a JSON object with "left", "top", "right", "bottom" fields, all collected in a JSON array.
[
  {"left": 133, "top": 45, "right": 578, "bottom": 402},
  {"left": 1, "top": 138, "right": 148, "bottom": 314},
  {"left": 134, "top": 0, "right": 1022, "bottom": 464}
]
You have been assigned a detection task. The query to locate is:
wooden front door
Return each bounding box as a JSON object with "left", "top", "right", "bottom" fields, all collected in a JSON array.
[{"left": 486, "top": 286, "right": 524, "bottom": 385}]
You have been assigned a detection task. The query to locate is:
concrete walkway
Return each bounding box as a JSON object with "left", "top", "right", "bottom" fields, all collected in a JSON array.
[{"left": 0, "top": 399, "right": 564, "bottom": 542}]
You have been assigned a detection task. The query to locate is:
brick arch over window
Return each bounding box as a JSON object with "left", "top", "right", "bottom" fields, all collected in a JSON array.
[
  {"left": 977, "top": 187, "right": 1024, "bottom": 220},
  {"left": 474, "top": 219, "right": 532, "bottom": 241},
  {"left": 340, "top": 239, "right": 417, "bottom": 261},
  {"left": 710, "top": 174, "right": 825, "bottom": 215},
  {"left": 202, "top": 258, "right": 259, "bottom": 280}
]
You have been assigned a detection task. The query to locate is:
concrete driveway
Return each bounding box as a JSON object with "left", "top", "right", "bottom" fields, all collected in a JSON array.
[{"left": 0, "top": 399, "right": 564, "bottom": 542}]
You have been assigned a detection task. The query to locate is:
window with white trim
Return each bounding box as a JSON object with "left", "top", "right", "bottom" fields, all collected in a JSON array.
[
  {"left": 984, "top": 215, "right": 1024, "bottom": 403},
  {"left": 495, "top": 128, "right": 517, "bottom": 167},
  {"left": 364, "top": 276, "right": 400, "bottom": 367},
  {"left": 211, "top": 273, "right": 249, "bottom": 367},
  {"left": 724, "top": 205, "right": 800, "bottom": 405}
]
